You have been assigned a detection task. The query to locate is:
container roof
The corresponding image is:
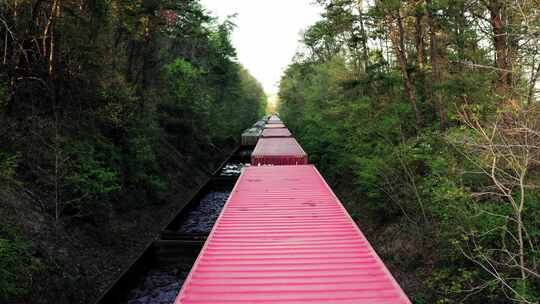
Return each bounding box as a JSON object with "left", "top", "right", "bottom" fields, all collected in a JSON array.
[
  {"left": 242, "top": 128, "right": 262, "bottom": 136},
  {"left": 252, "top": 137, "right": 306, "bottom": 157},
  {"left": 174, "top": 165, "right": 411, "bottom": 304},
  {"left": 264, "top": 123, "right": 286, "bottom": 129},
  {"left": 262, "top": 128, "right": 292, "bottom": 137}
]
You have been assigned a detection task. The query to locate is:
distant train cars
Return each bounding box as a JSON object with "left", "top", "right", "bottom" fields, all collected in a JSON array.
[
  {"left": 174, "top": 115, "right": 411, "bottom": 303},
  {"left": 252, "top": 120, "right": 266, "bottom": 129},
  {"left": 241, "top": 128, "right": 262, "bottom": 146},
  {"left": 261, "top": 128, "right": 292, "bottom": 138},
  {"left": 264, "top": 123, "right": 286, "bottom": 129},
  {"left": 174, "top": 165, "right": 411, "bottom": 304},
  {"left": 253, "top": 117, "right": 306, "bottom": 165},
  {"left": 240, "top": 116, "right": 287, "bottom": 147},
  {"left": 251, "top": 137, "right": 308, "bottom": 165},
  {"left": 241, "top": 118, "right": 266, "bottom": 146},
  {"left": 267, "top": 114, "right": 282, "bottom": 124}
]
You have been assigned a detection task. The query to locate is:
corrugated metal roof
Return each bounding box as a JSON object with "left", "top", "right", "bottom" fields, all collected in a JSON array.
[
  {"left": 174, "top": 165, "right": 411, "bottom": 304},
  {"left": 262, "top": 128, "right": 292, "bottom": 138},
  {"left": 251, "top": 137, "right": 308, "bottom": 165},
  {"left": 265, "top": 123, "right": 286, "bottom": 129},
  {"left": 268, "top": 115, "right": 281, "bottom": 122}
]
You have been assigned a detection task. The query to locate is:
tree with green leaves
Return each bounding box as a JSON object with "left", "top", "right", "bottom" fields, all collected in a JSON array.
[
  {"left": 279, "top": 0, "right": 540, "bottom": 302},
  {"left": 0, "top": 0, "right": 266, "bottom": 302}
]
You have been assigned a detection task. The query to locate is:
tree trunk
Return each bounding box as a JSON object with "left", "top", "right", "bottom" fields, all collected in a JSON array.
[
  {"left": 356, "top": 0, "right": 369, "bottom": 73},
  {"left": 3, "top": 29, "right": 7, "bottom": 65},
  {"left": 415, "top": 13, "right": 425, "bottom": 68},
  {"left": 426, "top": 0, "right": 445, "bottom": 130},
  {"left": 526, "top": 61, "right": 540, "bottom": 106},
  {"left": 487, "top": 0, "right": 511, "bottom": 97},
  {"left": 455, "top": 2, "right": 466, "bottom": 70},
  {"left": 43, "top": 0, "right": 61, "bottom": 75},
  {"left": 387, "top": 13, "right": 422, "bottom": 130}
]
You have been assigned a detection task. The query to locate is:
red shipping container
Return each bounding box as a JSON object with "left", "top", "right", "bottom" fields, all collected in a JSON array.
[
  {"left": 174, "top": 165, "right": 411, "bottom": 304},
  {"left": 251, "top": 137, "right": 308, "bottom": 165},
  {"left": 262, "top": 128, "right": 292, "bottom": 138},
  {"left": 267, "top": 115, "right": 282, "bottom": 124},
  {"left": 265, "top": 123, "right": 286, "bottom": 129}
]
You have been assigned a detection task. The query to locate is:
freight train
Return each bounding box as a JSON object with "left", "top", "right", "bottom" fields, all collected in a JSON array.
[{"left": 174, "top": 115, "right": 411, "bottom": 304}]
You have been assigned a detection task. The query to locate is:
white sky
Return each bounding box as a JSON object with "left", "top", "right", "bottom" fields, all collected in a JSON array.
[{"left": 199, "top": 0, "right": 323, "bottom": 95}]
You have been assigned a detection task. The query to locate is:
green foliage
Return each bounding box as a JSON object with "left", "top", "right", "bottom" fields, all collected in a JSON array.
[
  {"left": 0, "top": 0, "right": 266, "bottom": 213},
  {"left": 62, "top": 141, "right": 121, "bottom": 214},
  {"left": 0, "top": 152, "right": 19, "bottom": 183},
  {"left": 0, "top": 79, "right": 7, "bottom": 111},
  {"left": 166, "top": 59, "right": 205, "bottom": 106},
  {"left": 427, "top": 267, "right": 491, "bottom": 304},
  {"left": 0, "top": 0, "right": 266, "bottom": 302},
  {"left": 278, "top": 1, "right": 540, "bottom": 301},
  {"left": 70, "top": 154, "right": 120, "bottom": 196},
  {"left": 162, "top": 22, "right": 265, "bottom": 145},
  {"left": 98, "top": 80, "right": 140, "bottom": 128},
  {"left": 0, "top": 231, "right": 42, "bottom": 298},
  {"left": 125, "top": 124, "right": 167, "bottom": 204}
]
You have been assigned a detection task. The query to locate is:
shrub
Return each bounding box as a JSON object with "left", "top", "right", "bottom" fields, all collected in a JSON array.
[
  {"left": 0, "top": 231, "right": 42, "bottom": 298},
  {"left": 0, "top": 152, "right": 19, "bottom": 184}
]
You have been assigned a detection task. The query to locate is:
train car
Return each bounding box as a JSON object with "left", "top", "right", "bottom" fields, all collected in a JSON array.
[
  {"left": 241, "top": 128, "right": 262, "bottom": 146},
  {"left": 173, "top": 165, "right": 411, "bottom": 304},
  {"left": 261, "top": 127, "right": 292, "bottom": 138},
  {"left": 251, "top": 137, "right": 308, "bottom": 165},
  {"left": 252, "top": 120, "right": 266, "bottom": 129},
  {"left": 267, "top": 114, "right": 282, "bottom": 124},
  {"left": 264, "top": 123, "right": 286, "bottom": 129}
]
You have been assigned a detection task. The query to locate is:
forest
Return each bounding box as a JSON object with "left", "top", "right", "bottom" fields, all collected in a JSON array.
[
  {"left": 2, "top": 0, "right": 540, "bottom": 303},
  {"left": 0, "top": 0, "right": 265, "bottom": 303},
  {"left": 278, "top": 0, "right": 539, "bottom": 303}
]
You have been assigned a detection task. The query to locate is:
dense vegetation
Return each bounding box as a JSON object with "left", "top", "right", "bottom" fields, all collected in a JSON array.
[
  {"left": 279, "top": 0, "right": 539, "bottom": 303},
  {"left": 0, "top": 0, "right": 265, "bottom": 302}
]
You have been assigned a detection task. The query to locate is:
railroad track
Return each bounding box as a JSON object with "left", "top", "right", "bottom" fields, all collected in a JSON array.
[{"left": 94, "top": 143, "right": 256, "bottom": 304}]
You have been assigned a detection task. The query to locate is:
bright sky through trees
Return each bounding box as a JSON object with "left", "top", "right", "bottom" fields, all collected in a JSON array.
[{"left": 200, "top": 0, "right": 322, "bottom": 95}]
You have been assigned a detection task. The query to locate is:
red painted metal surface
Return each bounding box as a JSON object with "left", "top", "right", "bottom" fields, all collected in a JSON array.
[
  {"left": 265, "top": 123, "right": 286, "bottom": 129},
  {"left": 262, "top": 128, "right": 292, "bottom": 138},
  {"left": 251, "top": 137, "right": 308, "bottom": 165},
  {"left": 174, "top": 165, "right": 411, "bottom": 304},
  {"left": 267, "top": 115, "right": 283, "bottom": 124}
]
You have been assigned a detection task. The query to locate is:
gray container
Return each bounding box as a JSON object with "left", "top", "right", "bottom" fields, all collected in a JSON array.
[
  {"left": 252, "top": 120, "right": 266, "bottom": 129},
  {"left": 241, "top": 128, "right": 262, "bottom": 146}
]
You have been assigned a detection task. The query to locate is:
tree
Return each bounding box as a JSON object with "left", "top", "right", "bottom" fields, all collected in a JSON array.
[
  {"left": 426, "top": 0, "right": 446, "bottom": 129},
  {"left": 484, "top": 0, "right": 512, "bottom": 98},
  {"left": 376, "top": 1, "right": 422, "bottom": 129},
  {"left": 0, "top": 0, "right": 267, "bottom": 302},
  {"left": 451, "top": 105, "right": 540, "bottom": 302},
  {"left": 279, "top": 0, "right": 540, "bottom": 302}
]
